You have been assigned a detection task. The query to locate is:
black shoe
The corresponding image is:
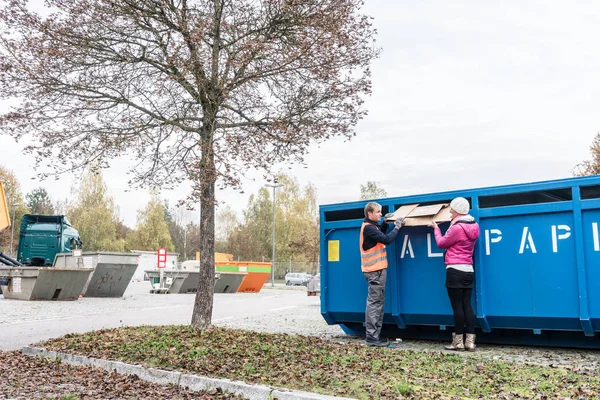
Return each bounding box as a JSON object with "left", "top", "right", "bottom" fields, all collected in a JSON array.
[{"left": 365, "top": 338, "right": 389, "bottom": 347}]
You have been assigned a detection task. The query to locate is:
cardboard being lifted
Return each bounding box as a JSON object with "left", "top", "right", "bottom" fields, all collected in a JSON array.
[{"left": 385, "top": 203, "right": 453, "bottom": 226}]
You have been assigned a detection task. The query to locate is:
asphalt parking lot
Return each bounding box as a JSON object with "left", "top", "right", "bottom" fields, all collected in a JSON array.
[{"left": 0, "top": 280, "right": 341, "bottom": 351}]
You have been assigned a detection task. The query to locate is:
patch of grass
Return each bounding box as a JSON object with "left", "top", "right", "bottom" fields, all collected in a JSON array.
[
  {"left": 38, "top": 326, "right": 600, "bottom": 399},
  {"left": 391, "top": 381, "right": 413, "bottom": 396}
]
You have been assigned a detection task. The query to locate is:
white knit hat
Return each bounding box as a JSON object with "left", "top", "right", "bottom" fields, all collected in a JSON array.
[{"left": 450, "top": 197, "right": 469, "bottom": 215}]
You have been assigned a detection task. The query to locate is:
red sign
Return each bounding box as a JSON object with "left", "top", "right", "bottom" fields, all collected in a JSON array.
[{"left": 157, "top": 248, "right": 167, "bottom": 268}]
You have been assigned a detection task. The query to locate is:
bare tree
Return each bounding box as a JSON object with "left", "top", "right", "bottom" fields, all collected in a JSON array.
[
  {"left": 0, "top": 0, "right": 378, "bottom": 328},
  {"left": 167, "top": 202, "right": 199, "bottom": 260},
  {"left": 574, "top": 133, "right": 600, "bottom": 176}
]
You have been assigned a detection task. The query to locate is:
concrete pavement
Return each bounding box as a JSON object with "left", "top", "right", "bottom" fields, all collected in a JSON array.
[{"left": 0, "top": 280, "right": 329, "bottom": 350}]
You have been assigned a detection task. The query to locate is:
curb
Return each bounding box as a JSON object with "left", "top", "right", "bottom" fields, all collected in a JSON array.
[{"left": 21, "top": 346, "right": 354, "bottom": 400}]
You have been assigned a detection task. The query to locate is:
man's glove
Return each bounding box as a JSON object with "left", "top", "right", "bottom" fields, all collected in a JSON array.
[
  {"left": 394, "top": 218, "right": 405, "bottom": 228},
  {"left": 384, "top": 212, "right": 394, "bottom": 220}
]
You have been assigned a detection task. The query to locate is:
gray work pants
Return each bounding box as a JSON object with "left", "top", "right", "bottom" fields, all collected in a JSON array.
[{"left": 364, "top": 268, "right": 387, "bottom": 341}]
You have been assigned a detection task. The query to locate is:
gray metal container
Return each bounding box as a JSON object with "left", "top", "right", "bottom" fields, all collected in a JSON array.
[
  {"left": 53, "top": 252, "right": 139, "bottom": 297},
  {"left": 145, "top": 269, "right": 241, "bottom": 294},
  {"left": 213, "top": 272, "right": 247, "bottom": 293},
  {"left": 145, "top": 269, "right": 201, "bottom": 294},
  {"left": 0, "top": 266, "right": 93, "bottom": 301}
]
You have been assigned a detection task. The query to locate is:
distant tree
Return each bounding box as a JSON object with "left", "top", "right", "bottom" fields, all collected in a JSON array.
[
  {"left": 26, "top": 188, "right": 55, "bottom": 215},
  {"left": 185, "top": 222, "right": 202, "bottom": 260},
  {"left": 0, "top": 165, "right": 29, "bottom": 255},
  {"left": 68, "top": 168, "right": 125, "bottom": 252},
  {"left": 165, "top": 204, "right": 199, "bottom": 260},
  {"left": 229, "top": 189, "right": 273, "bottom": 260},
  {"left": 215, "top": 205, "right": 240, "bottom": 254},
  {"left": 53, "top": 198, "right": 67, "bottom": 215},
  {"left": 574, "top": 133, "right": 600, "bottom": 176},
  {"left": 0, "top": 166, "right": 25, "bottom": 209},
  {"left": 216, "top": 205, "right": 240, "bottom": 242},
  {"left": 115, "top": 220, "right": 133, "bottom": 243},
  {"left": 163, "top": 200, "right": 174, "bottom": 225},
  {"left": 274, "top": 174, "right": 319, "bottom": 265},
  {"left": 224, "top": 173, "right": 318, "bottom": 272},
  {"left": 127, "top": 193, "right": 175, "bottom": 252},
  {"left": 167, "top": 221, "right": 185, "bottom": 258},
  {"left": 360, "top": 181, "right": 387, "bottom": 200},
  {"left": 0, "top": 0, "right": 377, "bottom": 329}
]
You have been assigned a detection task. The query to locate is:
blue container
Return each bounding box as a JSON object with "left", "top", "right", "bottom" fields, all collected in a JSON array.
[{"left": 319, "top": 176, "right": 600, "bottom": 348}]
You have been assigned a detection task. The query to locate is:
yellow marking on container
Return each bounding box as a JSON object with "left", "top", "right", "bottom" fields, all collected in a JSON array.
[{"left": 328, "top": 240, "right": 340, "bottom": 262}]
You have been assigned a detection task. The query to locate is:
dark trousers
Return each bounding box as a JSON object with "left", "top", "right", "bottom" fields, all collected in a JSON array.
[
  {"left": 364, "top": 269, "right": 387, "bottom": 341},
  {"left": 447, "top": 288, "right": 476, "bottom": 335}
]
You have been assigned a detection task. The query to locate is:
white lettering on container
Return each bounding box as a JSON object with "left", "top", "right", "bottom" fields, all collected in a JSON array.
[
  {"left": 519, "top": 227, "right": 537, "bottom": 254},
  {"left": 593, "top": 222, "right": 599, "bottom": 252},
  {"left": 400, "top": 235, "right": 414, "bottom": 259},
  {"left": 484, "top": 229, "right": 503, "bottom": 255},
  {"left": 427, "top": 233, "right": 443, "bottom": 257},
  {"left": 551, "top": 225, "right": 571, "bottom": 253}
]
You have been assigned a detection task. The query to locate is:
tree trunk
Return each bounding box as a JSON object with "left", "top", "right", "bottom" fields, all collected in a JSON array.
[
  {"left": 188, "top": 0, "right": 222, "bottom": 329},
  {"left": 191, "top": 117, "right": 217, "bottom": 328}
]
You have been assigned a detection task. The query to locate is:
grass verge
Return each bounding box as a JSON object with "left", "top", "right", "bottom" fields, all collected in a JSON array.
[{"left": 37, "top": 325, "right": 600, "bottom": 399}]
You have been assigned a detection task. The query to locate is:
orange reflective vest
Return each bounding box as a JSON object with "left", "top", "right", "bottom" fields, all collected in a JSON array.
[{"left": 359, "top": 222, "right": 388, "bottom": 272}]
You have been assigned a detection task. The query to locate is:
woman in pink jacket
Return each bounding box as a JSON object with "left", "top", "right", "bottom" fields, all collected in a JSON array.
[{"left": 430, "top": 197, "right": 480, "bottom": 351}]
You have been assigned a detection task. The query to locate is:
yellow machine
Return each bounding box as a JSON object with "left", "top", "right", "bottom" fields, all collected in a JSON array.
[{"left": 0, "top": 182, "right": 10, "bottom": 233}]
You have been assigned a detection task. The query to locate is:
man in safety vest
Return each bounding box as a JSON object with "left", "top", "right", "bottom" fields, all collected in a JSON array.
[{"left": 360, "top": 202, "right": 404, "bottom": 347}]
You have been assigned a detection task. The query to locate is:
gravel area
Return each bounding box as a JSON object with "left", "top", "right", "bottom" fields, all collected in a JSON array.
[{"left": 215, "top": 294, "right": 346, "bottom": 337}]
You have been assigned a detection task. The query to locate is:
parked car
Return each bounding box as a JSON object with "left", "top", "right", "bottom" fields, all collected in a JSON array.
[{"left": 285, "top": 272, "right": 313, "bottom": 286}]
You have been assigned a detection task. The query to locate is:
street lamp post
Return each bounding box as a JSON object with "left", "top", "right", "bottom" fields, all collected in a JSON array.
[{"left": 265, "top": 183, "right": 283, "bottom": 287}]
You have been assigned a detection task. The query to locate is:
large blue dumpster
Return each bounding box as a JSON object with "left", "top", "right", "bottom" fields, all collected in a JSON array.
[{"left": 319, "top": 176, "right": 600, "bottom": 348}]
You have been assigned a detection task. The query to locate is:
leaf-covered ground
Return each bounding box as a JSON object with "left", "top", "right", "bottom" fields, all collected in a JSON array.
[
  {"left": 36, "top": 325, "right": 600, "bottom": 399},
  {"left": 0, "top": 349, "right": 245, "bottom": 400}
]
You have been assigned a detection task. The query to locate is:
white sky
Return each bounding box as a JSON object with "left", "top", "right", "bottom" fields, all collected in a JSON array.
[{"left": 0, "top": 0, "right": 597, "bottom": 227}]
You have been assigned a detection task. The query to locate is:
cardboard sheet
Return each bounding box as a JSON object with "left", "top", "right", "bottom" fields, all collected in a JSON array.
[
  {"left": 386, "top": 204, "right": 419, "bottom": 221},
  {"left": 386, "top": 203, "right": 452, "bottom": 227},
  {"left": 405, "top": 204, "right": 444, "bottom": 218}
]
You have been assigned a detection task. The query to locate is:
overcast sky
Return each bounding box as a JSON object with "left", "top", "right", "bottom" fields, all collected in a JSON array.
[{"left": 0, "top": 0, "right": 597, "bottom": 227}]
